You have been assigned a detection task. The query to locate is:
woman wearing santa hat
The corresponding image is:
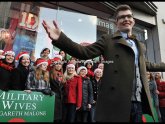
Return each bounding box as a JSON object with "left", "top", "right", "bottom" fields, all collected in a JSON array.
[
  {"left": 0, "top": 50, "right": 15, "bottom": 90},
  {"left": 90, "top": 68, "right": 103, "bottom": 122},
  {"left": 25, "top": 58, "right": 53, "bottom": 95},
  {"left": 84, "top": 59, "right": 94, "bottom": 80},
  {"left": 40, "top": 47, "right": 50, "bottom": 61},
  {"left": 76, "top": 66, "right": 93, "bottom": 122},
  {"left": 59, "top": 50, "right": 68, "bottom": 72},
  {"left": 49, "top": 55, "right": 65, "bottom": 122},
  {"left": 40, "top": 47, "right": 52, "bottom": 71},
  {"left": 11, "top": 51, "right": 33, "bottom": 90},
  {"left": 63, "top": 62, "right": 82, "bottom": 122}
]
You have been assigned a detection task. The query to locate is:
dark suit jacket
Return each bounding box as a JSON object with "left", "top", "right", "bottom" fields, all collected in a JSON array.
[{"left": 52, "top": 30, "right": 165, "bottom": 122}]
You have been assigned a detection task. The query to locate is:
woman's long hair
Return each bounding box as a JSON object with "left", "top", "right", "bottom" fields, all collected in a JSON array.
[
  {"left": 148, "top": 72, "right": 154, "bottom": 81},
  {"left": 50, "top": 64, "right": 66, "bottom": 83},
  {"left": 59, "top": 50, "right": 67, "bottom": 60},
  {"left": 64, "top": 68, "right": 77, "bottom": 81},
  {"left": 18, "top": 56, "right": 31, "bottom": 68},
  {"left": 35, "top": 66, "right": 49, "bottom": 83}
]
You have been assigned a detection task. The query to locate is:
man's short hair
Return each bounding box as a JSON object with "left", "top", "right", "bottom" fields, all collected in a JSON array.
[{"left": 114, "top": 4, "right": 132, "bottom": 19}]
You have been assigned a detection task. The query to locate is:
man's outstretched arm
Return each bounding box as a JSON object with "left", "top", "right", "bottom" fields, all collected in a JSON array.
[
  {"left": 42, "top": 20, "right": 106, "bottom": 59},
  {"left": 146, "top": 61, "right": 165, "bottom": 72}
]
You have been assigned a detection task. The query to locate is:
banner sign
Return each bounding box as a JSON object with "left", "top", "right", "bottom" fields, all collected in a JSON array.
[{"left": 0, "top": 90, "right": 55, "bottom": 122}]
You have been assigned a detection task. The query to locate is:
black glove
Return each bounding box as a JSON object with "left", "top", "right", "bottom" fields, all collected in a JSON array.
[{"left": 42, "top": 89, "right": 54, "bottom": 96}]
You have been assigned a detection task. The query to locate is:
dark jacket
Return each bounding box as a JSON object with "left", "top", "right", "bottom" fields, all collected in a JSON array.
[
  {"left": 50, "top": 78, "right": 64, "bottom": 120},
  {"left": 81, "top": 76, "right": 93, "bottom": 111},
  {"left": 91, "top": 78, "right": 102, "bottom": 102},
  {"left": 11, "top": 64, "right": 32, "bottom": 90},
  {"left": 149, "top": 80, "right": 159, "bottom": 107},
  {"left": 0, "top": 60, "right": 14, "bottom": 90},
  {"left": 52, "top": 31, "right": 165, "bottom": 122}
]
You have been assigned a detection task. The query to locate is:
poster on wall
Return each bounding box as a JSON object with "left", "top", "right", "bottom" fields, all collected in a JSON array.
[
  {"left": 0, "top": 18, "right": 19, "bottom": 52},
  {"left": 12, "top": 12, "right": 39, "bottom": 57},
  {"left": 1, "top": 11, "right": 39, "bottom": 58},
  {"left": 12, "top": 29, "right": 36, "bottom": 57},
  {"left": 0, "top": 90, "right": 55, "bottom": 122},
  {"left": 35, "top": 7, "right": 97, "bottom": 60}
]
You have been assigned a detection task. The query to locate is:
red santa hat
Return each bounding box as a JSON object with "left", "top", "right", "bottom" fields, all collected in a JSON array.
[
  {"left": 15, "top": 52, "right": 30, "bottom": 61},
  {"left": 84, "top": 59, "right": 93, "bottom": 66},
  {"left": 77, "top": 66, "right": 87, "bottom": 75},
  {"left": 53, "top": 54, "right": 62, "bottom": 61},
  {"left": 50, "top": 54, "right": 63, "bottom": 66},
  {"left": 66, "top": 62, "right": 75, "bottom": 69},
  {"left": 4, "top": 50, "right": 15, "bottom": 56},
  {"left": 35, "top": 58, "right": 48, "bottom": 67},
  {"left": 94, "top": 68, "right": 102, "bottom": 74}
]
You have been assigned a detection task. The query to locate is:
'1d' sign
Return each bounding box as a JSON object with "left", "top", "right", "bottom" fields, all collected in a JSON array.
[
  {"left": 18, "top": 12, "right": 39, "bottom": 31},
  {"left": 0, "top": 90, "right": 55, "bottom": 122}
]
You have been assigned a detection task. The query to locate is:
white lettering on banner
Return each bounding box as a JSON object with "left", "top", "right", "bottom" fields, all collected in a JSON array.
[
  {"left": 0, "top": 111, "right": 23, "bottom": 116},
  {"left": 24, "top": 111, "right": 46, "bottom": 116},
  {"left": 0, "top": 91, "right": 5, "bottom": 99},
  {"left": 2, "top": 101, "right": 14, "bottom": 109},
  {"left": 0, "top": 91, "right": 44, "bottom": 101},
  {"left": 2, "top": 101, "right": 37, "bottom": 110},
  {"left": 0, "top": 92, "right": 43, "bottom": 110},
  {"left": 0, "top": 90, "right": 54, "bottom": 122},
  {"left": 0, "top": 111, "right": 46, "bottom": 116}
]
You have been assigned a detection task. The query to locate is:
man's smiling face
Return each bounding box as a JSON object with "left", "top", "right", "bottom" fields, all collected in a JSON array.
[{"left": 116, "top": 10, "right": 135, "bottom": 35}]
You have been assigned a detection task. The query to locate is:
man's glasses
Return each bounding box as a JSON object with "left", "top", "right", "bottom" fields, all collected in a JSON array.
[{"left": 117, "top": 14, "right": 133, "bottom": 20}]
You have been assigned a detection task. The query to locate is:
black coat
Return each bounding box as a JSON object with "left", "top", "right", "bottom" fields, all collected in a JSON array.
[
  {"left": 0, "top": 66, "right": 12, "bottom": 90},
  {"left": 11, "top": 64, "right": 32, "bottom": 90},
  {"left": 50, "top": 78, "right": 64, "bottom": 120},
  {"left": 91, "top": 78, "right": 102, "bottom": 102},
  {"left": 0, "top": 60, "right": 14, "bottom": 90},
  {"left": 81, "top": 77, "right": 93, "bottom": 111},
  {"left": 52, "top": 31, "right": 165, "bottom": 122}
]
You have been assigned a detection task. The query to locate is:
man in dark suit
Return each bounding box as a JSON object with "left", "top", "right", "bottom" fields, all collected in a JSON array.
[{"left": 42, "top": 4, "right": 165, "bottom": 122}]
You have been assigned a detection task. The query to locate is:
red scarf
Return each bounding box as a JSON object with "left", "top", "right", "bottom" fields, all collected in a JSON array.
[
  {"left": 0, "top": 61, "right": 14, "bottom": 71},
  {"left": 87, "top": 69, "right": 94, "bottom": 77}
]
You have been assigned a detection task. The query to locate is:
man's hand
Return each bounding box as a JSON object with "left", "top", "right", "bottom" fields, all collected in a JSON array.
[{"left": 42, "top": 20, "right": 61, "bottom": 41}]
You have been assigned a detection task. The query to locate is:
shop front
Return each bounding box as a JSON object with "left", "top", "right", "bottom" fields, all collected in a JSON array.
[
  {"left": 0, "top": 2, "right": 159, "bottom": 62},
  {"left": 0, "top": 2, "right": 115, "bottom": 62}
]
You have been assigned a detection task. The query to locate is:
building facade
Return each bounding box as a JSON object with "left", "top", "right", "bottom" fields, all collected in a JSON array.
[
  {"left": 154, "top": 2, "right": 165, "bottom": 78},
  {"left": 0, "top": 2, "right": 161, "bottom": 66}
]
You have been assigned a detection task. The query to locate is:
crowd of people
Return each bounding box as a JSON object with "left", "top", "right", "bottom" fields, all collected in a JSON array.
[
  {"left": 0, "top": 48, "right": 165, "bottom": 122},
  {"left": 0, "top": 48, "right": 103, "bottom": 122}
]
